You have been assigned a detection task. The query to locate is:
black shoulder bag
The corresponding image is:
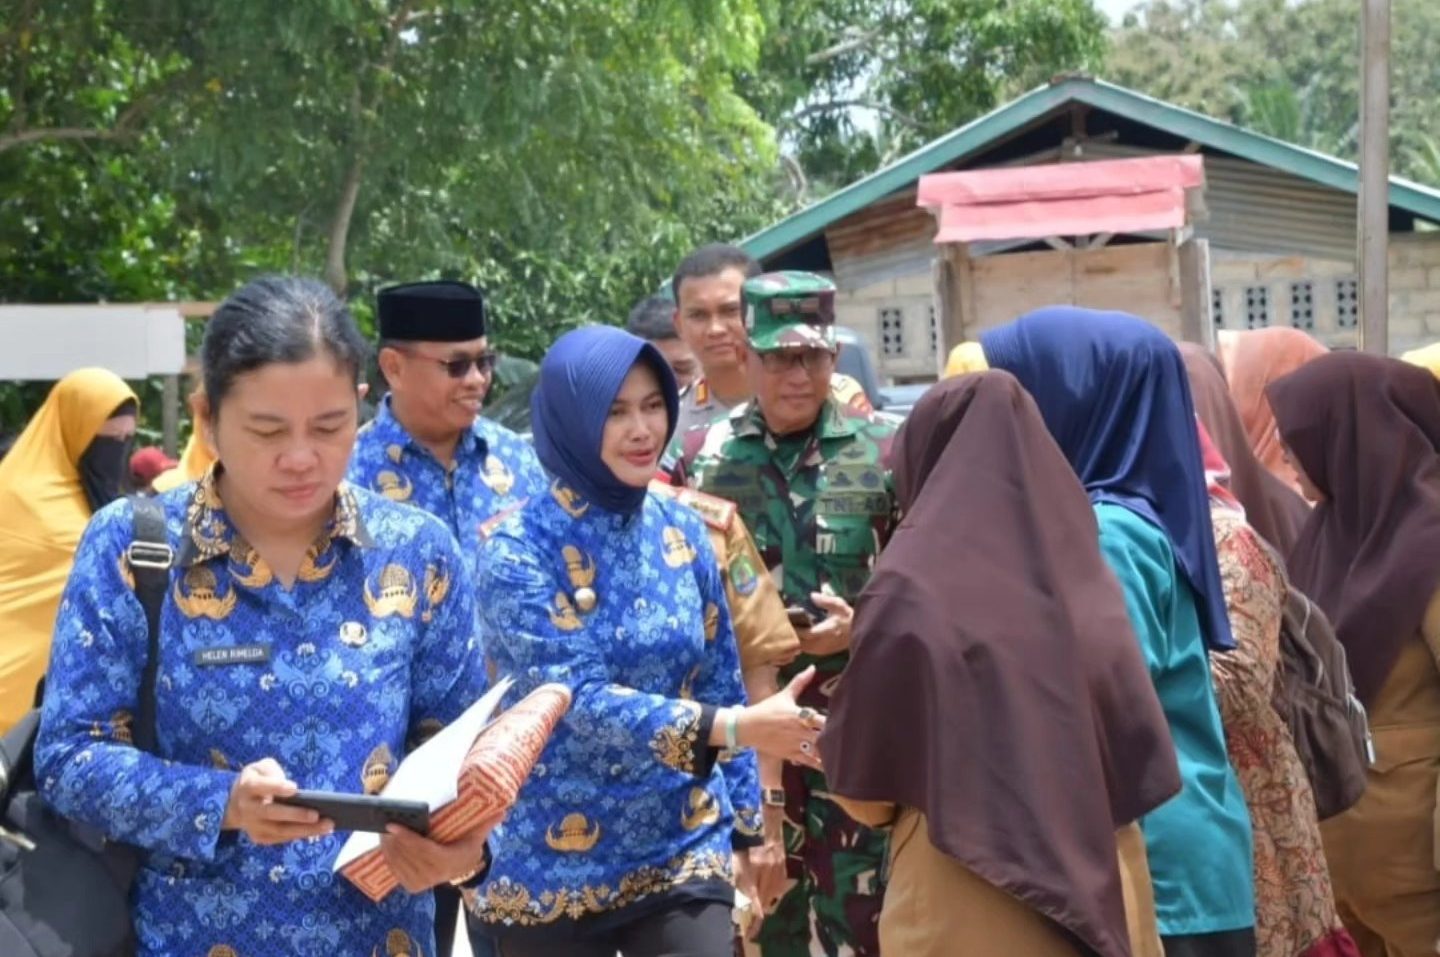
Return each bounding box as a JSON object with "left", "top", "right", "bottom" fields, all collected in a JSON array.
[{"left": 0, "top": 496, "right": 172, "bottom": 957}]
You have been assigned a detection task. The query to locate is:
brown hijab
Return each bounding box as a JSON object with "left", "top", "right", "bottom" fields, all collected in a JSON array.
[
  {"left": 1219, "top": 328, "right": 1328, "bottom": 494},
  {"left": 1180, "top": 342, "right": 1311, "bottom": 557},
  {"left": 820, "top": 371, "right": 1180, "bottom": 957},
  {"left": 1268, "top": 352, "right": 1440, "bottom": 704}
]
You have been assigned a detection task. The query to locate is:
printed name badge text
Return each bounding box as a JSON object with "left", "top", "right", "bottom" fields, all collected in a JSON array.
[{"left": 193, "top": 644, "right": 272, "bottom": 667}]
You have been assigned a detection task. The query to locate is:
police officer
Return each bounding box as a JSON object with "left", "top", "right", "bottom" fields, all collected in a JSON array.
[
  {"left": 672, "top": 271, "right": 898, "bottom": 957},
  {"left": 627, "top": 293, "right": 700, "bottom": 391},
  {"left": 347, "top": 280, "right": 545, "bottom": 956},
  {"left": 669, "top": 245, "right": 872, "bottom": 439}
]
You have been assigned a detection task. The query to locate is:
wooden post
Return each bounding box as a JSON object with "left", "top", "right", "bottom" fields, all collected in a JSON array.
[
  {"left": 1178, "top": 238, "right": 1214, "bottom": 348},
  {"left": 162, "top": 374, "right": 179, "bottom": 456},
  {"left": 932, "top": 251, "right": 954, "bottom": 377},
  {"left": 1358, "top": 0, "right": 1391, "bottom": 354}
]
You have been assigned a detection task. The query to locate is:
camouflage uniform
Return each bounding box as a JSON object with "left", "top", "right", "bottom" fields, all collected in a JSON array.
[
  {"left": 672, "top": 272, "right": 898, "bottom": 957},
  {"left": 676, "top": 373, "right": 874, "bottom": 437}
]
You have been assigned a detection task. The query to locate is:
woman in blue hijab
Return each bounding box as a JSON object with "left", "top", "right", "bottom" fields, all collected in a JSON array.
[
  {"left": 983, "top": 308, "right": 1256, "bottom": 957},
  {"left": 470, "top": 326, "right": 813, "bottom": 956}
]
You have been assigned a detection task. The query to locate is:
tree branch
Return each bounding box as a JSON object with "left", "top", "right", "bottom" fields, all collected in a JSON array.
[
  {"left": 782, "top": 98, "right": 920, "bottom": 131},
  {"left": 5, "top": 0, "right": 39, "bottom": 133},
  {"left": 324, "top": 156, "right": 365, "bottom": 294},
  {"left": 780, "top": 153, "right": 809, "bottom": 204},
  {"left": 0, "top": 63, "right": 188, "bottom": 155},
  {"left": 0, "top": 124, "right": 123, "bottom": 152},
  {"left": 805, "top": 28, "right": 883, "bottom": 65},
  {"left": 322, "top": 0, "right": 418, "bottom": 294}
]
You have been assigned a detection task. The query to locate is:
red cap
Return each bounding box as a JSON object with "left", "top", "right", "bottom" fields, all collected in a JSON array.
[{"left": 130, "top": 446, "right": 178, "bottom": 485}]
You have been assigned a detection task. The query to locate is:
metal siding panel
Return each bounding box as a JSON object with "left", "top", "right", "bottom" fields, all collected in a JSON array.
[{"left": 1076, "top": 142, "right": 1357, "bottom": 262}]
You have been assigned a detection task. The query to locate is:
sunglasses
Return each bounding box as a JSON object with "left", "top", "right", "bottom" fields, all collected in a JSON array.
[
  {"left": 757, "top": 348, "right": 836, "bottom": 374},
  {"left": 399, "top": 348, "right": 499, "bottom": 379}
]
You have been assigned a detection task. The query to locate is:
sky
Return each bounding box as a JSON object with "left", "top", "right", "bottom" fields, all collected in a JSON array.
[{"left": 1096, "top": 0, "right": 1147, "bottom": 23}]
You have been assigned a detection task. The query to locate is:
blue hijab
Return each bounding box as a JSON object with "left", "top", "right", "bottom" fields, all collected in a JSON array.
[
  {"left": 982, "top": 307, "right": 1235, "bottom": 652},
  {"left": 531, "top": 325, "right": 679, "bottom": 515}
]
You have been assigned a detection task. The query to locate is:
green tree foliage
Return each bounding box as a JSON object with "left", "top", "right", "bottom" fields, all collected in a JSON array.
[
  {"left": 1109, "top": 0, "right": 1440, "bottom": 184},
  {"left": 745, "top": 0, "right": 1108, "bottom": 196},
  {"left": 0, "top": 1, "right": 787, "bottom": 430},
  {"left": 0, "top": 0, "right": 1159, "bottom": 436}
]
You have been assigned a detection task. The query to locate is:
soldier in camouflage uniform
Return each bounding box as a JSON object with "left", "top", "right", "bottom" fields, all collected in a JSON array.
[
  {"left": 671, "top": 271, "right": 897, "bottom": 957},
  {"left": 669, "top": 244, "right": 873, "bottom": 438}
]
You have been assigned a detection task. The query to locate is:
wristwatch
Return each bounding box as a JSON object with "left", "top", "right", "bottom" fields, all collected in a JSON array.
[{"left": 761, "top": 787, "right": 787, "bottom": 808}]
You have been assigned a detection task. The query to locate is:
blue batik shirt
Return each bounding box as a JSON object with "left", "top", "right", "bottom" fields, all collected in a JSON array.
[
  {"left": 347, "top": 395, "right": 546, "bottom": 568},
  {"left": 35, "top": 474, "right": 486, "bottom": 957},
  {"left": 468, "top": 477, "right": 762, "bottom": 936}
]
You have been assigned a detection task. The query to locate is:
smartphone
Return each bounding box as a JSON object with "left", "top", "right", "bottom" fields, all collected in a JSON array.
[
  {"left": 275, "top": 791, "right": 431, "bottom": 835},
  {"left": 786, "top": 605, "right": 816, "bottom": 629}
]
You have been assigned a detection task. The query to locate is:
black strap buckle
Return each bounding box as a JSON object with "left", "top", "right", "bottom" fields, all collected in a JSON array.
[{"left": 126, "top": 541, "right": 174, "bottom": 570}]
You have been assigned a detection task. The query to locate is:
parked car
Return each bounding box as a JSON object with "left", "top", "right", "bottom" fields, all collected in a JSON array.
[
  {"left": 834, "top": 326, "right": 884, "bottom": 412},
  {"left": 876, "top": 382, "right": 932, "bottom": 419}
]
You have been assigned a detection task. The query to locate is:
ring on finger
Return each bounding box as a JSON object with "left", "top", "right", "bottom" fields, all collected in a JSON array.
[
  {"left": 799, "top": 741, "right": 812, "bottom": 754},
  {"left": 797, "top": 707, "right": 817, "bottom": 722}
]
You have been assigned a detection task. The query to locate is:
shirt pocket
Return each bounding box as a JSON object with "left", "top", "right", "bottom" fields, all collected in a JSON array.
[
  {"left": 1364, "top": 724, "right": 1440, "bottom": 870},
  {"left": 813, "top": 467, "right": 887, "bottom": 599}
]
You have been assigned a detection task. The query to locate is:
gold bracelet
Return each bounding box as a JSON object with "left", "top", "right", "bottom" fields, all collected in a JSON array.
[{"left": 449, "top": 848, "right": 488, "bottom": 887}]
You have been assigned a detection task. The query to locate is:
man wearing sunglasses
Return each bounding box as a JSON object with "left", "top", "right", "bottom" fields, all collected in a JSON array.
[
  {"left": 667, "top": 244, "right": 874, "bottom": 441},
  {"left": 350, "top": 279, "right": 544, "bottom": 551},
  {"left": 670, "top": 271, "right": 896, "bottom": 957},
  {"left": 347, "top": 279, "right": 542, "bottom": 956}
]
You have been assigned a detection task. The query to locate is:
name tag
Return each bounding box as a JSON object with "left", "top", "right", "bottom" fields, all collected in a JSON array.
[
  {"left": 816, "top": 491, "right": 890, "bottom": 515},
  {"left": 193, "top": 644, "right": 272, "bottom": 667}
]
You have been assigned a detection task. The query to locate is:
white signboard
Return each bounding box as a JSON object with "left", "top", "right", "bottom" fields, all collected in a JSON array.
[{"left": 0, "top": 306, "right": 187, "bottom": 380}]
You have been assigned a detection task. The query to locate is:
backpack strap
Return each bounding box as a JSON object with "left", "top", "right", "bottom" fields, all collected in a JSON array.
[{"left": 127, "top": 495, "right": 173, "bottom": 754}]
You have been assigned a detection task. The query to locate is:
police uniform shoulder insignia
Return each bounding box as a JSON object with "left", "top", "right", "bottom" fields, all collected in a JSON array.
[
  {"left": 675, "top": 488, "right": 735, "bottom": 532},
  {"left": 647, "top": 481, "right": 679, "bottom": 501}
]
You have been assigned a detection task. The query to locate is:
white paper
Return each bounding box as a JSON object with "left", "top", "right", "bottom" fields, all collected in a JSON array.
[{"left": 333, "top": 676, "right": 514, "bottom": 871}]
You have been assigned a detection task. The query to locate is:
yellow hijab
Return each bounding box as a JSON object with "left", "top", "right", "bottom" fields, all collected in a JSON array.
[
  {"left": 0, "top": 368, "right": 137, "bottom": 730},
  {"left": 151, "top": 431, "right": 217, "bottom": 493},
  {"left": 944, "top": 341, "right": 989, "bottom": 378},
  {"left": 1403, "top": 342, "right": 1440, "bottom": 379}
]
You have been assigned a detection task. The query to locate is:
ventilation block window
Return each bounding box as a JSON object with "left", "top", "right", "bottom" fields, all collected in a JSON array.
[
  {"left": 1336, "top": 279, "right": 1359, "bottom": 329},
  {"left": 880, "top": 307, "right": 905, "bottom": 358},
  {"left": 1290, "top": 281, "right": 1315, "bottom": 331},
  {"left": 1244, "top": 286, "right": 1270, "bottom": 330}
]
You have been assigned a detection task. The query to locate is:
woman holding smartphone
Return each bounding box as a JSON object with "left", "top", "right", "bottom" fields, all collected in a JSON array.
[{"left": 36, "top": 276, "right": 497, "bottom": 957}]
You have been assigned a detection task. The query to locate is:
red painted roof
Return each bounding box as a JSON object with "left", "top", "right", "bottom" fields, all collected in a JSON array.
[{"left": 918, "top": 155, "right": 1204, "bottom": 244}]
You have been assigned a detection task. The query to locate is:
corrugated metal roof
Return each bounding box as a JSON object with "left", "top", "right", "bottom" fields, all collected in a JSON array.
[
  {"left": 742, "top": 77, "right": 1440, "bottom": 262},
  {"left": 1078, "top": 141, "right": 1358, "bottom": 261}
]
